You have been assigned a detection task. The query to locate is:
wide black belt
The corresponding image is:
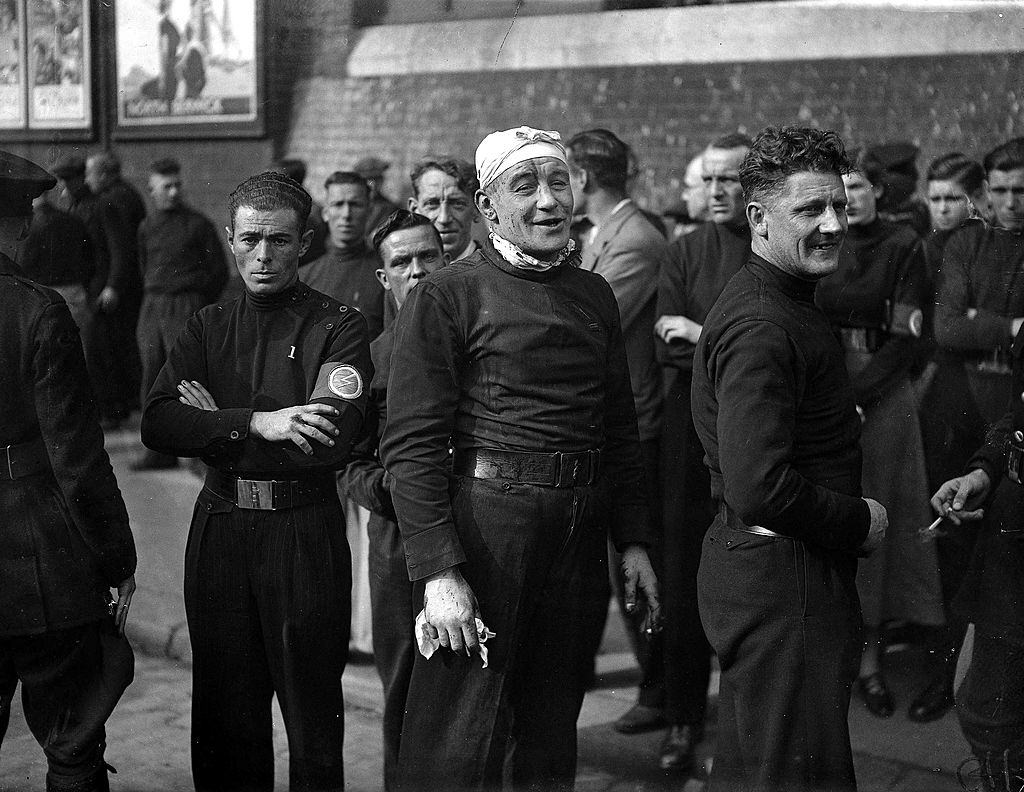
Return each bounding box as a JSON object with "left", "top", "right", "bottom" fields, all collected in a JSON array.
[
  {"left": 718, "top": 502, "right": 784, "bottom": 538},
  {"left": 204, "top": 468, "right": 333, "bottom": 511},
  {"left": 1, "top": 438, "right": 49, "bottom": 481},
  {"left": 452, "top": 447, "right": 601, "bottom": 488}
]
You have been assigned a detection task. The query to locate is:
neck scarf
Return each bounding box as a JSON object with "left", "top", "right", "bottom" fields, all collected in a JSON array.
[{"left": 490, "top": 232, "right": 576, "bottom": 272}]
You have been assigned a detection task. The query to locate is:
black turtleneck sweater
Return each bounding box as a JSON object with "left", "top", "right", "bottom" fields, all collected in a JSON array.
[
  {"left": 300, "top": 241, "right": 384, "bottom": 340},
  {"left": 815, "top": 217, "right": 928, "bottom": 405},
  {"left": 656, "top": 220, "right": 751, "bottom": 374},
  {"left": 934, "top": 219, "right": 1024, "bottom": 355},
  {"left": 380, "top": 241, "right": 652, "bottom": 581},
  {"left": 140, "top": 280, "right": 373, "bottom": 479},
  {"left": 692, "top": 255, "right": 870, "bottom": 553},
  {"left": 138, "top": 204, "right": 227, "bottom": 300}
]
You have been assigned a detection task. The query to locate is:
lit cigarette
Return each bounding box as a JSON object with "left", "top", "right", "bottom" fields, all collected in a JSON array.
[{"left": 924, "top": 515, "right": 943, "bottom": 534}]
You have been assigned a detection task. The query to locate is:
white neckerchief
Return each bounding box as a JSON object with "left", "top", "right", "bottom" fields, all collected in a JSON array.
[{"left": 489, "top": 232, "right": 576, "bottom": 272}]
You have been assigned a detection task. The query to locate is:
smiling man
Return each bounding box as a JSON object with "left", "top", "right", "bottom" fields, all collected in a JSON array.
[
  {"left": 140, "top": 171, "right": 372, "bottom": 792},
  {"left": 381, "top": 126, "right": 660, "bottom": 791},
  {"left": 691, "top": 126, "right": 888, "bottom": 792}
]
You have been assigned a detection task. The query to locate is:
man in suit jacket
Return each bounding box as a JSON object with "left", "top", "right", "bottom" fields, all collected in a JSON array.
[{"left": 566, "top": 126, "right": 672, "bottom": 752}]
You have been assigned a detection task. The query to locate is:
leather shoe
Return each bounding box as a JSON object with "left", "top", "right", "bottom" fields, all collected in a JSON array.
[
  {"left": 659, "top": 724, "right": 702, "bottom": 771},
  {"left": 908, "top": 674, "right": 954, "bottom": 722},
  {"left": 858, "top": 672, "right": 894, "bottom": 718},
  {"left": 613, "top": 703, "right": 666, "bottom": 734}
]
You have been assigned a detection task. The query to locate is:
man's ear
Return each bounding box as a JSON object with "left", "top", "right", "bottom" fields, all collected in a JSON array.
[
  {"left": 322, "top": 203, "right": 330, "bottom": 223},
  {"left": 299, "top": 227, "right": 314, "bottom": 258},
  {"left": 375, "top": 268, "right": 391, "bottom": 291},
  {"left": 747, "top": 201, "right": 768, "bottom": 239},
  {"left": 443, "top": 251, "right": 452, "bottom": 266},
  {"left": 224, "top": 225, "right": 233, "bottom": 245},
  {"left": 475, "top": 189, "right": 498, "bottom": 224},
  {"left": 408, "top": 196, "right": 418, "bottom": 212},
  {"left": 872, "top": 182, "right": 884, "bottom": 201}
]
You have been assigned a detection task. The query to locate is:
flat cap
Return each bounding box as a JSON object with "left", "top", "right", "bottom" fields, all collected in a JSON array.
[
  {"left": 0, "top": 150, "right": 57, "bottom": 217},
  {"left": 51, "top": 152, "right": 86, "bottom": 180},
  {"left": 353, "top": 156, "right": 390, "bottom": 178},
  {"left": 867, "top": 142, "right": 919, "bottom": 176}
]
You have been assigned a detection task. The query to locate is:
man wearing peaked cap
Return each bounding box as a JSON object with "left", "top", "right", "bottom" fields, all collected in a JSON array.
[
  {"left": 0, "top": 149, "right": 138, "bottom": 792},
  {"left": 381, "top": 126, "right": 660, "bottom": 790},
  {"left": 355, "top": 155, "right": 402, "bottom": 242}
]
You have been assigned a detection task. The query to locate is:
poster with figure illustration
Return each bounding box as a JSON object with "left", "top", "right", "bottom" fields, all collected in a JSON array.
[
  {"left": 26, "top": 0, "right": 91, "bottom": 129},
  {"left": 115, "top": 0, "right": 262, "bottom": 136},
  {"left": 0, "top": 0, "right": 25, "bottom": 129}
]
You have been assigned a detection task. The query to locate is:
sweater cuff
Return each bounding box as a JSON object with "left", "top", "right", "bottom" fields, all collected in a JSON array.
[
  {"left": 402, "top": 523, "right": 467, "bottom": 581},
  {"left": 611, "top": 503, "right": 654, "bottom": 551}
]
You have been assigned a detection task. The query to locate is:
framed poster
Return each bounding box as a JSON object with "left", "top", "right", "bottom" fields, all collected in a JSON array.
[
  {"left": 0, "top": 0, "right": 25, "bottom": 129},
  {"left": 26, "top": 0, "right": 91, "bottom": 129},
  {"left": 114, "top": 0, "right": 263, "bottom": 138}
]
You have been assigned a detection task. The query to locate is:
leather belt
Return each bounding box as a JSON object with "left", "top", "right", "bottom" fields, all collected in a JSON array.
[
  {"left": 718, "top": 502, "right": 784, "bottom": 538},
  {"left": 452, "top": 447, "right": 601, "bottom": 488},
  {"left": 204, "top": 469, "right": 332, "bottom": 511},
  {"left": 1, "top": 438, "right": 49, "bottom": 480},
  {"left": 837, "top": 327, "right": 885, "bottom": 354}
]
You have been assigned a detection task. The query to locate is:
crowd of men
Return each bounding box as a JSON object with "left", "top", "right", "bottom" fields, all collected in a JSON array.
[{"left": 0, "top": 118, "right": 1022, "bottom": 792}]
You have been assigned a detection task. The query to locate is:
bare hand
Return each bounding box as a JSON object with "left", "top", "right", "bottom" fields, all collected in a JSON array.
[
  {"left": 860, "top": 498, "right": 888, "bottom": 555},
  {"left": 654, "top": 315, "right": 702, "bottom": 345},
  {"left": 113, "top": 574, "right": 136, "bottom": 637},
  {"left": 423, "top": 566, "right": 481, "bottom": 655},
  {"left": 96, "top": 286, "right": 119, "bottom": 312},
  {"left": 621, "top": 544, "right": 661, "bottom": 635},
  {"left": 931, "top": 469, "right": 991, "bottom": 526},
  {"left": 177, "top": 380, "right": 218, "bottom": 411},
  {"left": 249, "top": 404, "right": 340, "bottom": 455}
]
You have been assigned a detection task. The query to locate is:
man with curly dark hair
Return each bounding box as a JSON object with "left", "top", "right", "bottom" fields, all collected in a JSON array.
[{"left": 691, "top": 126, "right": 888, "bottom": 791}]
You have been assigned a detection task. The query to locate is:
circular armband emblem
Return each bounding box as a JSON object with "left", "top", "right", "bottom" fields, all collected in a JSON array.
[{"left": 328, "top": 365, "right": 363, "bottom": 399}]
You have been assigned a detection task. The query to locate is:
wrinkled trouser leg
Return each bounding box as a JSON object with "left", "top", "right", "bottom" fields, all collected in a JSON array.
[
  {"left": 0, "top": 623, "right": 122, "bottom": 792},
  {"left": 396, "top": 477, "right": 607, "bottom": 792},
  {"left": 698, "top": 520, "right": 862, "bottom": 792}
]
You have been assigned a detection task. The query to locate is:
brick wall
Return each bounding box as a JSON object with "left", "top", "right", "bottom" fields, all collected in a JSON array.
[{"left": 285, "top": 52, "right": 1024, "bottom": 214}]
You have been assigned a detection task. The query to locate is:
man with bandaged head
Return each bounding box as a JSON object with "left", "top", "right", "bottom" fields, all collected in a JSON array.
[
  {"left": 381, "top": 126, "right": 661, "bottom": 790},
  {"left": 141, "top": 171, "right": 372, "bottom": 791}
]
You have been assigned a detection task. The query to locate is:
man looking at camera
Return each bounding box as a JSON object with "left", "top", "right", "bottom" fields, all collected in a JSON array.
[
  {"left": 381, "top": 125, "right": 660, "bottom": 791},
  {"left": 140, "top": 171, "right": 372, "bottom": 792},
  {"left": 691, "top": 127, "right": 888, "bottom": 791}
]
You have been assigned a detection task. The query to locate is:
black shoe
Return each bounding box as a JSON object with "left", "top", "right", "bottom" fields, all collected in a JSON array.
[
  {"left": 130, "top": 453, "right": 178, "bottom": 471},
  {"left": 858, "top": 672, "right": 894, "bottom": 718},
  {"left": 908, "top": 673, "right": 954, "bottom": 722},
  {"left": 659, "top": 724, "right": 702, "bottom": 772},
  {"left": 613, "top": 703, "right": 666, "bottom": 734}
]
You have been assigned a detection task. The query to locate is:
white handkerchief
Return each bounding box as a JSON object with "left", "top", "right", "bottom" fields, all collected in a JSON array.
[{"left": 414, "top": 611, "right": 496, "bottom": 668}]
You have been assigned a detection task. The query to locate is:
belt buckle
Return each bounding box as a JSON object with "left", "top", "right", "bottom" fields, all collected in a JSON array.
[{"left": 236, "top": 478, "right": 276, "bottom": 510}]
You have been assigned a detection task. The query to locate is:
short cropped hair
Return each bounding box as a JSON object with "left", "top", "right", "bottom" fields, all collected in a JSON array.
[
  {"left": 324, "top": 170, "right": 369, "bottom": 197},
  {"left": 228, "top": 171, "right": 312, "bottom": 230},
  {"left": 740, "top": 127, "right": 852, "bottom": 205},
  {"left": 409, "top": 156, "right": 479, "bottom": 198},
  {"left": 708, "top": 132, "right": 753, "bottom": 152},
  {"left": 371, "top": 209, "right": 443, "bottom": 257},
  {"left": 847, "top": 148, "right": 886, "bottom": 187},
  {"left": 273, "top": 158, "right": 307, "bottom": 185},
  {"left": 983, "top": 138, "right": 1024, "bottom": 175},
  {"left": 89, "top": 151, "right": 122, "bottom": 178},
  {"left": 150, "top": 157, "right": 181, "bottom": 176},
  {"left": 927, "top": 152, "right": 985, "bottom": 195},
  {"left": 564, "top": 128, "right": 629, "bottom": 193}
]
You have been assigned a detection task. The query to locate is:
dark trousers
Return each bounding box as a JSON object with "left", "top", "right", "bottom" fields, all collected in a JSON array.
[
  {"left": 137, "top": 291, "right": 205, "bottom": 408},
  {"left": 0, "top": 620, "right": 133, "bottom": 792},
  {"left": 85, "top": 293, "right": 141, "bottom": 419},
  {"left": 184, "top": 489, "right": 352, "bottom": 792},
  {"left": 698, "top": 519, "right": 862, "bottom": 792},
  {"left": 660, "top": 374, "right": 715, "bottom": 726},
  {"left": 396, "top": 476, "right": 609, "bottom": 792},
  {"left": 367, "top": 512, "right": 416, "bottom": 792}
]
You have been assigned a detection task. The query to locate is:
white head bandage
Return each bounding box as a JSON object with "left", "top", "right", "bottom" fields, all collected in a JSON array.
[{"left": 475, "top": 126, "right": 568, "bottom": 189}]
